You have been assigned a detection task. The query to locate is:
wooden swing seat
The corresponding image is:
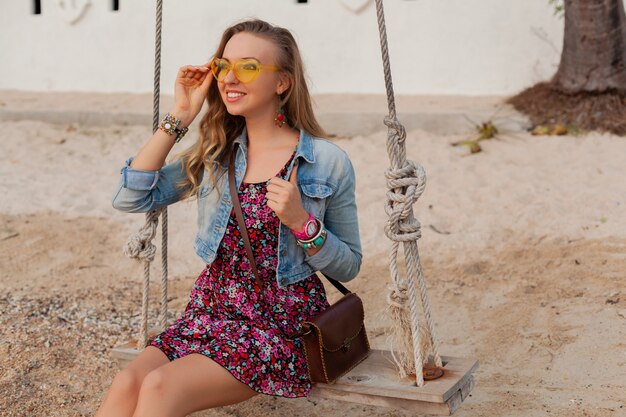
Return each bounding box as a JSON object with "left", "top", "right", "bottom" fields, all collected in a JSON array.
[{"left": 111, "top": 329, "right": 478, "bottom": 416}]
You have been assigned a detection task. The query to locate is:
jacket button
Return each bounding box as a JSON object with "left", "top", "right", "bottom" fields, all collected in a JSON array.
[{"left": 281, "top": 250, "right": 287, "bottom": 256}]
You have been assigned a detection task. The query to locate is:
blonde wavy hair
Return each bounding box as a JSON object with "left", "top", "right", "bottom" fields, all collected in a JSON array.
[{"left": 171, "top": 18, "right": 327, "bottom": 202}]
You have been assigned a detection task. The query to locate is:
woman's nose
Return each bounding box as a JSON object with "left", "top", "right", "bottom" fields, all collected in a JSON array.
[{"left": 223, "top": 68, "right": 239, "bottom": 84}]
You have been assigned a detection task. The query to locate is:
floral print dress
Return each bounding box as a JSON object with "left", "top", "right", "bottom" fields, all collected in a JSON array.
[{"left": 148, "top": 143, "right": 330, "bottom": 398}]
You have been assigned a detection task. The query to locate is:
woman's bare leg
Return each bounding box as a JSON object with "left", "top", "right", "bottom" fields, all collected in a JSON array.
[
  {"left": 131, "top": 353, "right": 259, "bottom": 417},
  {"left": 94, "top": 346, "right": 170, "bottom": 417}
]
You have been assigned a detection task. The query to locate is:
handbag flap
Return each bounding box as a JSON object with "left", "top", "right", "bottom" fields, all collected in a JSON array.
[{"left": 305, "top": 293, "right": 365, "bottom": 351}]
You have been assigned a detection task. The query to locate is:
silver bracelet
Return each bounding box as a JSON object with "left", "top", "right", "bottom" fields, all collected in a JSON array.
[
  {"left": 302, "top": 229, "right": 327, "bottom": 249},
  {"left": 296, "top": 218, "right": 327, "bottom": 249},
  {"left": 296, "top": 217, "right": 324, "bottom": 243}
]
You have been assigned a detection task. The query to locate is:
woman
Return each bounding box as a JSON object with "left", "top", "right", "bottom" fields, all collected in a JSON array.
[{"left": 99, "top": 18, "right": 361, "bottom": 417}]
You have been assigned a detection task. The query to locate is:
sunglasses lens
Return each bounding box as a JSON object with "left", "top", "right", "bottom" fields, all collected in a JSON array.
[
  {"left": 211, "top": 59, "right": 230, "bottom": 81},
  {"left": 235, "top": 60, "right": 260, "bottom": 83}
]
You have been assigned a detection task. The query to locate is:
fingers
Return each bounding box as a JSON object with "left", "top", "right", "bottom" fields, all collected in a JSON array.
[
  {"left": 268, "top": 161, "right": 298, "bottom": 186},
  {"left": 267, "top": 166, "right": 300, "bottom": 197},
  {"left": 178, "top": 64, "right": 210, "bottom": 72},
  {"left": 177, "top": 64, "right": 210, "bottom": 81}
]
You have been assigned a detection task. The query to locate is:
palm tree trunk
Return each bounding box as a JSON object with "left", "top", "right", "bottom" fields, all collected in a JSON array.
[{"left": 553, "top": 0, "right": 626, "bottom": 93}]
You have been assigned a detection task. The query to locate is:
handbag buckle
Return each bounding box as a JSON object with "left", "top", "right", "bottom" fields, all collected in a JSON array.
[{"left": 341, "top": 337, "right": 351, "bottom": 352}]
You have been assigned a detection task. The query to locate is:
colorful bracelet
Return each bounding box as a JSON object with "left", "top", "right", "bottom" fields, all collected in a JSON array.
[
  {"left": 158, "top": 112, "right": 189, "bottom": 143},
  {"left": 301, "top": 228, "right": 327, "bottom": 250},
  {"left": 296, "top": 218, "right": 327, "bottom": 249}
]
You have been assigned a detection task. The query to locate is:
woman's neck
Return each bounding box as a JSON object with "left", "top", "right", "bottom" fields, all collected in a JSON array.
[{"left": 245, "top": 117, "right": 299, "bottom": 151}]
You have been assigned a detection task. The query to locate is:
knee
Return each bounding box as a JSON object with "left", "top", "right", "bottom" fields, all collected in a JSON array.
[
  {"left": 110, "top": 368, "right": 143, "bottom": 397},
  {"left": 138, "top": 368, "right": 169, "bottom": 397}
]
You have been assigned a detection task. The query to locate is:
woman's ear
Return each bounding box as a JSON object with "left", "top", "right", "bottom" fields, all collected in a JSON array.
[{"left": 277, "top": 72, "right": 291, "bottom": 95}]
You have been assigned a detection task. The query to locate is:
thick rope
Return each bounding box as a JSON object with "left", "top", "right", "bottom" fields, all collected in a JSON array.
[
  {"left": 160, "top": 209, "right": 168, "bottom": 331},
  {"left": 123, "top": 0, "right": 168, "bottom": 350},
  {"left": 152, "top": 0, "right": 169, "bottom": 334},
  {"left": 123, "top": 208, "right": 161, "bottom": 349},
  {"left": 374, "top": 0, "right": 443, "bottom": 387}
]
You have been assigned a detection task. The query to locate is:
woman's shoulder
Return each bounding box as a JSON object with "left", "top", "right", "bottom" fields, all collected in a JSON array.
[
  {"left": 306, "top": 134, "right": 355, "bottom": 186},
  {"left": 308, "top": 134, "right": 352, "bottom": 164}
]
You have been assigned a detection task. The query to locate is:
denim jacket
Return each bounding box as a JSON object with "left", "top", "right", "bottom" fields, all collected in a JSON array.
[{"left": 111, "top": 126, "right": 362, "bottom": 289}]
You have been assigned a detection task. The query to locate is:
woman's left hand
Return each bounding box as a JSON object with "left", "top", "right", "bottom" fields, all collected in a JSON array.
[{"left": 266, "top": 161, "right": 309, "bottom": 231}]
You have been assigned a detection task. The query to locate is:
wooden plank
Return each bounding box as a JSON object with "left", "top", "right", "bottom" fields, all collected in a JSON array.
[
  {"left": 446, "top": 375, "right": 475, "bottom": 415},
  {"left": 460, "top": 375, "right": 475, "bottom": 401},
  {"left": 312, "top": 387, "right": 455, "bottom": 415},
  {"left": 307, "top": 371, "right": 476, "bottom": 415},
  {"left": 111, "top": 342, "right": 478, "bottom": 416},
  {"left": 309, "top": 349, "right": 479, "bottom": 404}
]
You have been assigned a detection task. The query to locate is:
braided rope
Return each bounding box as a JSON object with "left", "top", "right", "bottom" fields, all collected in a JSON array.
[
  {"left": 374, "top": 0, "right": 442, "bottom": 387},
  {"left": 123, "top": 0, "right": 168, "bottom": 350},
  {"left": 160, "top": 209, "right": 169, "bottom": 331},
  {"left": 123, "top": 208, "right": 161, "bottom": 348}
]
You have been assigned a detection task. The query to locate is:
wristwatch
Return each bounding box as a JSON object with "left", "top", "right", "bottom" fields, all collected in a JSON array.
[
  {"left": 295, "top": 218, "right": 327, "bottom": 249},
  {"left": 291, "top": 212, "right": 319, "bottom": 240},
  {"left": 158, "top": 112, "right": 189, "bottom": 143}
]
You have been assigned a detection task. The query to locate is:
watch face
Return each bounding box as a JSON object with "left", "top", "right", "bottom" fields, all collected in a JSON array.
[{"left": 305, "top": 220, "right": 317, "bottom": 236}]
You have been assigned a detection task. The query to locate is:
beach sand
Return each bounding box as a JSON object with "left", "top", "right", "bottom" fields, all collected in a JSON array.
[{"left": 1, "top": 91, "right": 625, "bottom": 416}]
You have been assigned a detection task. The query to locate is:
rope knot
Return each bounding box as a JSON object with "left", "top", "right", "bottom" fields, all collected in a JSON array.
[
  {"left": 383, "top": 159, "right": 426, "bottom": 242},
  {"left": 387, "top": 283, "right": 409, "bottom": 309},
  {"left": 384, "top": 116, "right": 407, "bottom": 143},
  {"left": 123, "top": 208, "right": 162, "bottom": 262}
]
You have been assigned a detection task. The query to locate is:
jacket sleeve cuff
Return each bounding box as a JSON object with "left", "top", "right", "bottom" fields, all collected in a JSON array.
[
  {"left": 302, "top": 228, "right": 340, "bottom": 272},
  {"left": 120, "top": 156, "right": 160, "bottom": 191}
]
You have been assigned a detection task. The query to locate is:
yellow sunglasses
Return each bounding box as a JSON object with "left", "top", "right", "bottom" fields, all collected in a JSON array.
[{"left": 210, "top": 57, "right": 280, "bottom": 84}]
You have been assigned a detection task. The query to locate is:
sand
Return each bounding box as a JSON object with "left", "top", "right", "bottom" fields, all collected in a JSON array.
[{"left": 0, "top": 91, "right": 625, "bottom": 417}]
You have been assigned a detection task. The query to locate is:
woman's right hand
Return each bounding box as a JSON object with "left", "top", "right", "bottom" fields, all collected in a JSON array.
[{"left": 172, "top": 60, "right": 214, "bottom": 126}]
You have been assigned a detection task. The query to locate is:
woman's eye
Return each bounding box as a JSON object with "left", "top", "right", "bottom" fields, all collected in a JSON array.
[{"left": 242, "top": 64, "right": 257, "bottom": 71}]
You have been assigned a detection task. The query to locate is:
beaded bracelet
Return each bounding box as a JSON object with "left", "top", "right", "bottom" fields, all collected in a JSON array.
[
  {"left": 296, "top": 218, "right": 327, "bottom": 249},
  {"left": 158, "top": 112, "right": 189, "bottom": 143},
  {"left": 301, "top": 228, "right": 327, "bottom": 250}
]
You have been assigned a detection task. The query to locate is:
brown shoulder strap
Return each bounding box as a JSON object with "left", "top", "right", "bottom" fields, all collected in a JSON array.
[{"left": 228, "top": 147, "right": 264, "bottom": 289}]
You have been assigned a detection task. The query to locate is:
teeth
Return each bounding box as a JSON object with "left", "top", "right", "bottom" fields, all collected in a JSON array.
[{"left": 227, "top": 92, "right": 245, "bottom": 98}]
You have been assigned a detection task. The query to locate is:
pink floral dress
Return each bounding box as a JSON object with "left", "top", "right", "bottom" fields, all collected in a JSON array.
[{"left": 148, "top": 144, "right": 330, "bottom": 398}]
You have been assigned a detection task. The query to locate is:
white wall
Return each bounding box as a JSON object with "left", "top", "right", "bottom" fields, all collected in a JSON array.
[{"left": 0, "top": 0, "right": 567, "bottom": 95}]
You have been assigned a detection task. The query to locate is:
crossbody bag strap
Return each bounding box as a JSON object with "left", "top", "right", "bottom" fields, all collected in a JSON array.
[
  {"left": 318, "top": 272, "right": 351, "bottom": 296},
  {"left": 228, "top": 147, "right": 264, "bottom": 289}
]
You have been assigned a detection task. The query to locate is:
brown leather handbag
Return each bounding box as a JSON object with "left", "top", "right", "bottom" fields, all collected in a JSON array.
[
  {"left": 284, "top": 285, "right": 371, "bottom": 384},
  {"left": 227, "top": 148, "right": 370, "bottom": 384}
]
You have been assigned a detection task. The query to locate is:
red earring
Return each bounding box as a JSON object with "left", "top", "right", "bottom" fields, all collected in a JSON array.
[{"left": 274, "top": 98, "right": 286, "bottom": 128}]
